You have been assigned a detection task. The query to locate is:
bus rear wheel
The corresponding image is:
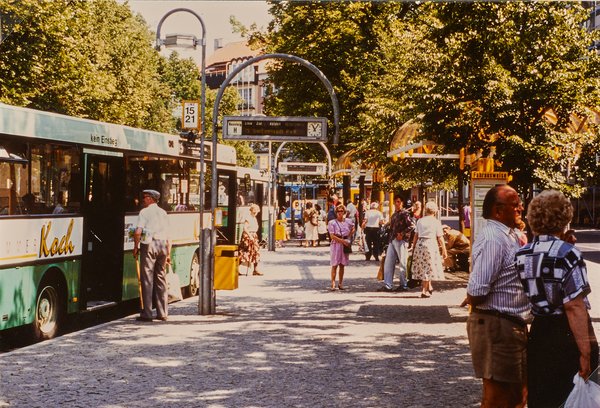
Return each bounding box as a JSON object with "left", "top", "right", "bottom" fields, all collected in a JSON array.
[
  {"left": 186, "top": 253, "right": 200, "bottom": 297},
  {"left": 32, "top": 282, "right": 63, "bottom": 341}
]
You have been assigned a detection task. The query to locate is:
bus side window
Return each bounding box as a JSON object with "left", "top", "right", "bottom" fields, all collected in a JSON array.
[{"left": 0, "top": 161, "right": 28, "bottom": 216}]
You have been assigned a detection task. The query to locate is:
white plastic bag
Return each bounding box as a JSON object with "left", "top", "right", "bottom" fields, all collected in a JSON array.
[
  {"left": 166, "top": 264, "right": 183, "bottom": 303},
  {"left": 564, "top": 373, "right": 600, "bottom": 408}
]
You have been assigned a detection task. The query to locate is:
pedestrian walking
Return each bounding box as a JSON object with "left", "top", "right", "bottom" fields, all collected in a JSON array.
[
  {"left": 410, "top": 201, "right": 447, "bottom": 298},
  {"left": 132, "top": 189, "right": 171, "bottom": 322},
  {"left": 277, "top": 206, "right": 289, "bottom": 247},
  {"left": 239, "top": 203, "right": 263, "bottom": 276},
  {"left": 362, "top": 202, "right": 384, "bottom": 261},
  {"left": 377, "top": 195, "right": 414, "bottom": 292},
  {"left": 463, "top": 185, "right": 529, "bottom": 408},
  {"left": 303, "top": 201, "right": 318, "bottom": 247},
  {"left": 327, "top": 204, "right": 354, "bottom": 291},
  {"left": 315, "top": 203, "right": 328, "bottom": 246},
  {"left": 410, "top": 200, "right": 422, "bottom": 220},
  {"left": 515, "top": 189, "right": 599, "bottom": 407}
]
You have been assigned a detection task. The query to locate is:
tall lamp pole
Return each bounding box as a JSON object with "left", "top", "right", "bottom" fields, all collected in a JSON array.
[{"left": 155, "top": 8, "right": 210, "bottom": 315}]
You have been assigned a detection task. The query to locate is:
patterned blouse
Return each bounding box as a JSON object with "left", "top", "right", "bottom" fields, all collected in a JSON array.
[{"left": 515, "top": 235, "right": 591, "bottom": 316}]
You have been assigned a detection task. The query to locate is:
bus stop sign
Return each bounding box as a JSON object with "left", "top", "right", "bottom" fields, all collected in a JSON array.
[{"left": 223, "top": 116, "right": 327, "bottom": 142}]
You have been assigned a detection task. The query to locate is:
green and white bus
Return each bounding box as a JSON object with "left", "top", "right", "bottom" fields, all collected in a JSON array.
[{"left": 0, "top": 103, "right": 239, "bottom": 341}]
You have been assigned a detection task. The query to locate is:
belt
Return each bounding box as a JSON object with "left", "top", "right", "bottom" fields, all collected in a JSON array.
[{"left": 472, "top": 307, "right": 527, "bottom": 328}]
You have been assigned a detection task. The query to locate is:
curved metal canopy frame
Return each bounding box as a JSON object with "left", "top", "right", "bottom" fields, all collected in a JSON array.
[{"left": 210, "top": 53, "right": 340, "bottom": 303}]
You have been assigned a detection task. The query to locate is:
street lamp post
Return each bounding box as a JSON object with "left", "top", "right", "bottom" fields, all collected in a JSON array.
[{"left": 156, "top": 8, "right": 211, "bottom": 315}]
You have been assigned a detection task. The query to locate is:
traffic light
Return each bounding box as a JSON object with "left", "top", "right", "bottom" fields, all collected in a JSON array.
[{"left": 180, "top": 131, "right": 196, "bottom": 143}]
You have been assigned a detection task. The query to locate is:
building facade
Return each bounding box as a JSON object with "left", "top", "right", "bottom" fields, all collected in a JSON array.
[{"left": 205, "top": 40, "right": 268, "bottom": 116}]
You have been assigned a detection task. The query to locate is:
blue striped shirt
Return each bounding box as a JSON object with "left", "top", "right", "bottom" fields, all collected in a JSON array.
[{"left": 467, "top": 219, "right": 531, "bottom": 320}]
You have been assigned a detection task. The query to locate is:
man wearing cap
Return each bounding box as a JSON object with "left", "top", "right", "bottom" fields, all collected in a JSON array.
[{"left": 133, "top": 189, "right": 171, "bottom": 322}]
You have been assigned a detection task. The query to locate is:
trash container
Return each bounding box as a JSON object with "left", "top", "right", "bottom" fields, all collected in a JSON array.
[
  {"left": 275, "top": 220, "right": 287, "bottom": 241},
  {"left": 214, "top": 245, "right": 238, "bottom": 290}
]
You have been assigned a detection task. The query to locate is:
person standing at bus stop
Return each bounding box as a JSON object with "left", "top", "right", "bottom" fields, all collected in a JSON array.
[
  {"left": 463, "top": 185, "right": 529, "bottom": 408},
  {"left": 133, "top": 189, "right": 171, "bottom": 322}
]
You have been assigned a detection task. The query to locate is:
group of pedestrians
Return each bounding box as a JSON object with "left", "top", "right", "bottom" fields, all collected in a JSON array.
[
  {"left": 131, "top": 183, "right": 598, "bottom": 406},
  {"left": 375, "top": 196, "right": 448, "bottom": 299},
  {"left": 464, "top": 185, "right": 598, "bottom": 408}
]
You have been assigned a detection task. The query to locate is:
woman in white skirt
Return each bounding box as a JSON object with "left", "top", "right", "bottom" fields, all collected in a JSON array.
[{"left": 411, "top": 201, "right": 447, "bottom": 298}]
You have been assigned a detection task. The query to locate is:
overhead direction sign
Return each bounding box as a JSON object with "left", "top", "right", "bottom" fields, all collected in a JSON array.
[
  {"left": 223, "top": 116, "right": 327, "bottom": 142},
  {"left": 278, "top": 162, "right": 327, "bottom": 176}
]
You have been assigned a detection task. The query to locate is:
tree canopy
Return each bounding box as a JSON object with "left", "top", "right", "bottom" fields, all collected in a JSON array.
[
  {"left": 253, "top": 1, "right": 600, "bottom": 196},
  {"left": 0, "top": 0, "right": 173, "bottom": 131},
  {"left": 0, "top": 0, "right": 255, "bottom": 166}
]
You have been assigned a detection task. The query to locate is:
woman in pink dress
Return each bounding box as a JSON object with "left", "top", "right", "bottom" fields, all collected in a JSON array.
[{"left": 327, "top": 204, "right": 355, "bottom": 291}]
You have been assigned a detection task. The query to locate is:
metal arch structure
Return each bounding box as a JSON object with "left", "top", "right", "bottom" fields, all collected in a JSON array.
[
  {"left": 155, "top": 8, "right": 210, "bottom": 316},
  {"left": 208, "top": 54, "right": 340, "bottom": 314},
  {"left": 270, "top": 141, "right": 333, "bottom": 250}
]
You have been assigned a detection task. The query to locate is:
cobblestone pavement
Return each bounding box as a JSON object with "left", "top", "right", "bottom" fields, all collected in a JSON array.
[{"left": 1, "top": 244, "right": 600, "bottom": 407}]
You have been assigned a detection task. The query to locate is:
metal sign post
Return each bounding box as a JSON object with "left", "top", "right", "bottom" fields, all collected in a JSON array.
[{"left": 211, "top": 53, "right": 340, "bottom": 314}]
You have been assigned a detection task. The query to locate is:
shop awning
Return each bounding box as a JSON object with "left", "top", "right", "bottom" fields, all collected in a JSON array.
[{"left": 386, "top": 118, "right": 459, "bottom": 160}]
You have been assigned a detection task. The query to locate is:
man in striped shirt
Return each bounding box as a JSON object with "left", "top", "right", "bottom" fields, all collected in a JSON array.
[{"left": 464, "top": 185, "right": 530, "bottom": 408}]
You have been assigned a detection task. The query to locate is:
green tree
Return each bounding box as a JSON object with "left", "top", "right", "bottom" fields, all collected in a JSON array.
[
  {"left": 256, "top": 1, "right": 410, "bottom": 160},
  {"left": 366, "top": 2, "right": 600, "bottom": 196},
  {"left": 0, "top": 0, "right": 172, "bottom": 131}
]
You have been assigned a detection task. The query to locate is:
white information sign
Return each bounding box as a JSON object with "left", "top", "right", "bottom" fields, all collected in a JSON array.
[
  {"left": 470, "top": 171, "right": 509, "bottom": 244},
  {"left": 182, "top": 100, "right": 200, "bottom": 130}
]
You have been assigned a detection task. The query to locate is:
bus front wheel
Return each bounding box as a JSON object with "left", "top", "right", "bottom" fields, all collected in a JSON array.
[{"left": 32, "top": 281, "right": 64, "bottom": 341}]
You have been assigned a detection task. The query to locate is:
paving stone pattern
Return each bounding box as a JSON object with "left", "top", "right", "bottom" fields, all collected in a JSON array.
[{"left": 1, "top": 245, "right": 600, "bottom": 407}]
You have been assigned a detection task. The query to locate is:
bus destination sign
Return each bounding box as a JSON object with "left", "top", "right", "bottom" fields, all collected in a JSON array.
[{"left": 223, "top": 116, "right": 327, "bottom": 142}]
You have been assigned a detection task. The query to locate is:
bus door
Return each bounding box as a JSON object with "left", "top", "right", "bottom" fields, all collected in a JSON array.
[{"left": 81, "top": 153, "right": 125, "bottom": 308}]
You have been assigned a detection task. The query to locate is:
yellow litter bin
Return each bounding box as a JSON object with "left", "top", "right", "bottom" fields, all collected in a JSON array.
[
  {"left": 275, "top": 219, "right": 287, "bottom": 241},
  {"left": 214, "top": 245, "right": 238, "bottom": 290}
]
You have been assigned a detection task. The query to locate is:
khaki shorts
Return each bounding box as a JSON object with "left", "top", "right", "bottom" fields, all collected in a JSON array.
[{"left": 467, "top": 312, "right": 527, "bottom": 383}]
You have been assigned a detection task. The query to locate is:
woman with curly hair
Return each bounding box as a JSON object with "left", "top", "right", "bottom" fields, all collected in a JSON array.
[{"left": 515, "top": 189, "right": 598, "bottom": 407}]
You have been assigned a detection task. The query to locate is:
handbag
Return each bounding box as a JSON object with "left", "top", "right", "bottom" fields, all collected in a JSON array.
[
  {"left": 335, "top": 220, "right": 352, "bottom": 254},
  {"left": 564, "top": 373, "right": 600, "bottom": 407},
  {"left": 166, "top": 264, "right": 183, "bottom": 303}
]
